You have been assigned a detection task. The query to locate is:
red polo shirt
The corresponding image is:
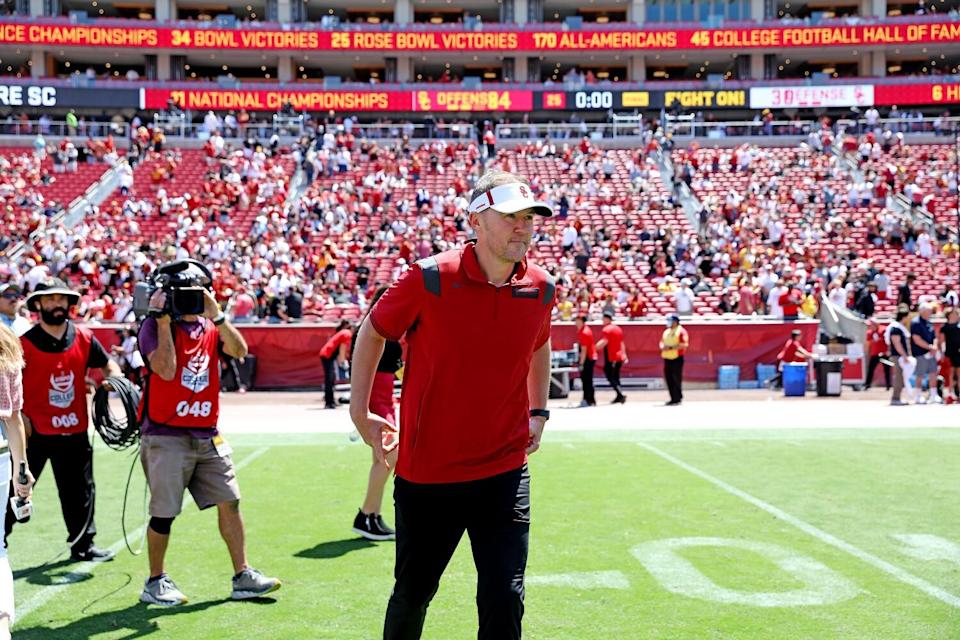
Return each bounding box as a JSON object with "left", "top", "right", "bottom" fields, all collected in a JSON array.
[
  {"left": 370, "top": 242, "right": 554, "bottom": 483},
  {"left": 578, "top": 325, "right": 597, "bottom": 360},
  {"left": 777, "top": 338, "right": 806, "bottom": 363},
  {"left": 601, "top": 324, "right": 626, "bottom": 362},
  {"left": 320, "top": 329, "right": 352, "bottom": 359}
]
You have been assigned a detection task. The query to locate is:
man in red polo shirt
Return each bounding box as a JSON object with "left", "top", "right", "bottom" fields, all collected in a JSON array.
[
  {"left": 319, "top": 319, "right": 352, "bottom": 409},
  {"left": 595, "top": 312, "right": 627, "bottom": 404},
  {"left": 350, "top": 170, "right": 554, "bottom": 640},
  {"left": 575, "top": 315, "right": 597, "bottom": 407}
]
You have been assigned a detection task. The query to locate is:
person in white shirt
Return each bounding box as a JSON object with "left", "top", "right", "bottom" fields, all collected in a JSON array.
[
  {"left": 767, "top": 282, "right": 787, "bottom": 318},
  {"left": 674, "top": 280, "right": 695, "bottom": 316}
]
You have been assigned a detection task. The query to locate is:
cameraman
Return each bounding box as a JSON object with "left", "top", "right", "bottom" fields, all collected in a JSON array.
[{"left": 137, "top": 261, "right": 280, "bottom": 606}]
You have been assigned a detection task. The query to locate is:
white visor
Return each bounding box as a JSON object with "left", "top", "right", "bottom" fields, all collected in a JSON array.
[{"left": 467, "top": 183, "right": 554, "bottom": 217}]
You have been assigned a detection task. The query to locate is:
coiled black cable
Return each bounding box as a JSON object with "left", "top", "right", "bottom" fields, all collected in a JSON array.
[{"left": 92, "top": 376, "right": 142, "bottom": 450}]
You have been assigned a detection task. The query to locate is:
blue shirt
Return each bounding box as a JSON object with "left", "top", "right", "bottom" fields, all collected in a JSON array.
[{"left": 909, "top": 316, "right": 935, "bottom": 357}]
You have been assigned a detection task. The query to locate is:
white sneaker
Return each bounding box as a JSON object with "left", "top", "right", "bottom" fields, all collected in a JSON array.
[
  {"left": 930, "top": 393, "right": 943, "bottom": 404},
  {"left": 140, "top": 574, "right": 188, "bottom": 606},
  {"left": 231, "top": 567, "right": 281, "bottom": 600}
]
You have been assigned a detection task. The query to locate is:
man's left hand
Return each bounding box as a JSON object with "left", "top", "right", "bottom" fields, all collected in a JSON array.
[
  {"left": 526, "top": 416, "right": 547, "bottom": 455},
  {"left": 202, "top": 290, "right": 222, "bottom": 320}
]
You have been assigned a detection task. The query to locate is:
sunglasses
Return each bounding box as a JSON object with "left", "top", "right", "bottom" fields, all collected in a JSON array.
[{"left": 0, "top": 293, "right": 19, "bottom": 300}]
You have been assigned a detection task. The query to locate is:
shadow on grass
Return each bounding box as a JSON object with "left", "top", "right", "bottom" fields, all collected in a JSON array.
[
  {"left": 15, "top": 598, "right": 252, "bottom": 639},
  {"left": 13, "top": 559, "right": 87, "bottom": 586},
  {"left": 294, "top": 537, "right": 376, "bottom": 559}
]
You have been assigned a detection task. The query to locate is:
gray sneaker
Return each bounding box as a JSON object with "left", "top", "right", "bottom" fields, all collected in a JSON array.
[
  {"left": 140, "top": 574, "right": 188, "bottom": 606},
  {"left": 231, "top": 567, "right": 281, "bottom": 600}
]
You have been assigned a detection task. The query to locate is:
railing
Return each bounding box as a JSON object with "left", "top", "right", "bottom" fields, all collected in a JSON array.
[
  {"left": 494, "top": 116, "right": 960, "bottom": 141},
  {"left": 0, "top": 118, "right": 477, "bottom": 142},
  {"left": 670, "top": 115, "right": 960, "bottom": 138},
  {"left": 0, "top": 119, "right": 128, "bottom": 138}
]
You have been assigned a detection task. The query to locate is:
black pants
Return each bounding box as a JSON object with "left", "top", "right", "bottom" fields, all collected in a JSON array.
[
  {"left": 321, "top": 356, "right": 337, "bottom": 407},
  {"left": 580, "top": 359, "right": 596, "bottom": 405},
  {"left": 865, "top": 354, "right": 891, "bottom": 389},
  {"left": 603, "top": 360, "right": 624, "bottom": 399},
  {"left": 5, "top": 432, "right": 96, "bottom": 553},
  {"left": 384, "top": 466, "right": 530, "bottom": 640},
  {"left": 664, "top": 357, "right": 684, "bottom": 403}
]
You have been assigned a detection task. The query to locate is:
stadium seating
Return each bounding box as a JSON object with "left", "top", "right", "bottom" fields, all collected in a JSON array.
[{"left": 2, "top": 131, "right": 956, "bottom": 323}]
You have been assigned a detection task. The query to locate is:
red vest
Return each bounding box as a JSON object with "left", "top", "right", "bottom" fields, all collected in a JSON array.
[
  {"left": 21, "top": 326, "right": 92, "bottom": 436},
  {"left": 140, "top": 320, "right": 220, "bottom": 428}
]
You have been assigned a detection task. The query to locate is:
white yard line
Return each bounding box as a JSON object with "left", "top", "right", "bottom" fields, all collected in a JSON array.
[
  {"left": 527, "top": 571, "right": 630, "bottom": 590},
  {"left": 637, "top": 442, "right": 960, "bottom": 609},
  {"left": 16, "top": 446, "right": 271, "bottom": 623}
]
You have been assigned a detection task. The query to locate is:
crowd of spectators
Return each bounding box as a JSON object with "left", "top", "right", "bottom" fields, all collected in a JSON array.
[{"left": 0, "top": 113, "right": 957, "bottom": 329}]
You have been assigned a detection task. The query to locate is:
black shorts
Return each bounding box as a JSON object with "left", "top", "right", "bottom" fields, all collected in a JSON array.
[{"left": 949, "top": 355, "right": 960, "bottom": 368}]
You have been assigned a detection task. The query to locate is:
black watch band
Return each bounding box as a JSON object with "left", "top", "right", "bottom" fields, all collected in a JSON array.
[
  {"left": 530, "top": 409, "right": 550, "bottom": 420},
  {"left": 213, "top": 313, "right": 226, "bottom": 326}
]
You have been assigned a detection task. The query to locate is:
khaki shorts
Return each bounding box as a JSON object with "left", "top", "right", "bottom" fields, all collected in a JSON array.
[{"left": 140, "top": 434, "right": 241, "bottom": 518}]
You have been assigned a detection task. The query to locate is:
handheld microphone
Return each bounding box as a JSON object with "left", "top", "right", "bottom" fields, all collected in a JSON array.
[{"left": 10, "top": 461, "right": 32, "bottom": 523}]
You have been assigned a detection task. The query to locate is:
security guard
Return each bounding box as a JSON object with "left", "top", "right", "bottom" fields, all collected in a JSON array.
[{"left": 660, "top": 314, "right": 689, "bottom": 406}]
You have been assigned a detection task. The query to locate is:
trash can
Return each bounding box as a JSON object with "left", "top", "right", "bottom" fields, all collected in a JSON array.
[
  {"left": 782, "top": 363, "right": 808, "bottom": 397},
  {"left": 814, "top": 357, "right": 844, "bottom": 397}
]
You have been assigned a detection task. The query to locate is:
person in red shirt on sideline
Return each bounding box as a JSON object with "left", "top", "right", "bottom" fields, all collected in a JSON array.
[
  {"left": 779, "top": 279, "right": 803, "bottom": 320},
  {"left": 575, "top": 315, "right": 597, "bottom": 407},
  {"left": 596, "top": 311, "right": 627, "bottom": 404},
  {"left": 319, "top": 319, "right": 352, "bottom": 409},
  {"left": 865, "top": 319, "right": 891, "bottom": 390},
  {"left": 350, "top": 170, "right": 554, "bottom": 640},
  {"left": 769, "top": 329, "right": 814, "bottom": 387}
]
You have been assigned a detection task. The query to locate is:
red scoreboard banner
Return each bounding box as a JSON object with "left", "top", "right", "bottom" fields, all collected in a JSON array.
[
  {"left": 411, "top": 90, "right": 532, "bottom": 112},
  {"left": 1, "top": 20, "right": 958, "bottom": 52},
  {"left": 143, "top": 88, "right": 411, "bottom": 112},
  {"left": 874, "top": 83, "right": 960, "bottom": 106}
]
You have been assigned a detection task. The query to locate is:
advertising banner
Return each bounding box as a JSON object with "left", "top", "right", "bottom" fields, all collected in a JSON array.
[
  {"left": 750, "top": 85, "right": 874, "bottom": 109},
  {"left": 874, "top": 82, "right": 960, "bottom": 106},
  {"left": 1, "top": 20, "right": 956, "bottom": 52},
  {"left": 0, "top": 84, "right": 139, "bottom": 108},
  {"left": 410, "top": 90, "right": 532, "bottom": 112},
  {"left": 143, "top": 88, "right": 411, "bottom": 112}
]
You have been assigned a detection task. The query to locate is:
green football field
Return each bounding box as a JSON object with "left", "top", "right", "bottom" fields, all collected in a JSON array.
[{"left": 10, "top": 427, "right": 960, "bottom": 639}]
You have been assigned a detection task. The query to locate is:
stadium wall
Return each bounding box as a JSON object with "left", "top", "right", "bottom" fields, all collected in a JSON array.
[{"left": 88, "top": 321, "right": 818, "bottom": 389}]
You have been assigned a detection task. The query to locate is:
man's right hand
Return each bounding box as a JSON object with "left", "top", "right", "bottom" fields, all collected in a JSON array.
[
  {"left": 352, "top": 412, "right": 398, "bottom": 467},
  {"left": 149, "top": 290, "right": 169, "bottom": 321},
  {"left": 14, "top": 465, "right": 34, "bottom": 499}
]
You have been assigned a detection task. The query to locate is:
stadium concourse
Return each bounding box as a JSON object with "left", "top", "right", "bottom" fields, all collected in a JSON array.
[{"left": 0, "top": 121, "right": 956, "bottom": 325}]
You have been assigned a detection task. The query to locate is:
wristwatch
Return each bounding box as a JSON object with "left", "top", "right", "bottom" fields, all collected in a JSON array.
[
  {"left": 213, "top": 313, "right": 227, "bottom": 326},
  {"left": 529, "top": 409, "right": 550, "bottom": 420}
]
